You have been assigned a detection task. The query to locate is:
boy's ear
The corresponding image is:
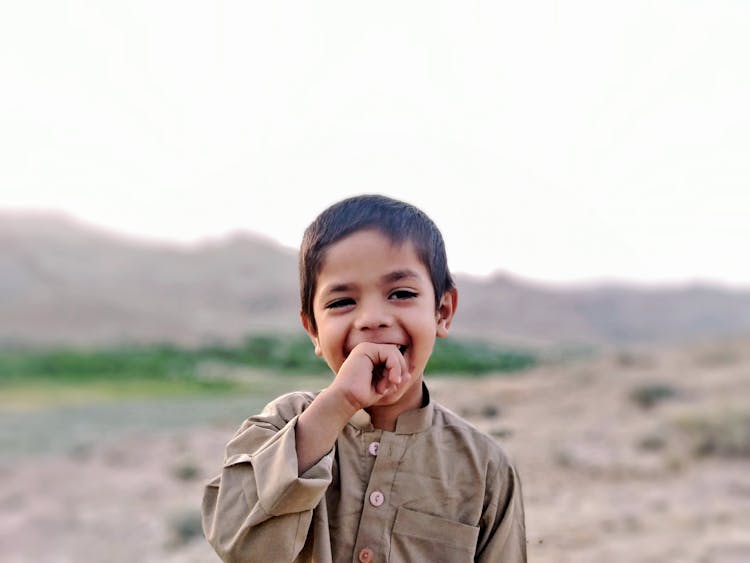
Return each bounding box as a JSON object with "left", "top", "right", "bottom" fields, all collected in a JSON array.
[
  {"left": 435, "top": 288, "right": 458, "bottom": 338},
  {"left": 300, "top": 311, "right": 323, "bottom": 356}
]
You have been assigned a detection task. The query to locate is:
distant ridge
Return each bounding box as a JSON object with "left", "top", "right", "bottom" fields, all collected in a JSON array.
[
  {"left": 456, "top": 273, "right": 750, "bottom": 346},
  {"left": 0, "top": 212, "right": 300, "bottom": 346},
  {"left": 2, "top": 212, "right": 750, "bottom": 348}
]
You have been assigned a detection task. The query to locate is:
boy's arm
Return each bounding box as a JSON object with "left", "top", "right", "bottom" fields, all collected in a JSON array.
[
  {"left": 201, "top": 395, "right": 334, "bottom": 562},
  {"left": 475, "top": 461, "right": 527, "bottom": 562},
  {"left": 201, "top": 344, "right": 409, "bottom": 562}
]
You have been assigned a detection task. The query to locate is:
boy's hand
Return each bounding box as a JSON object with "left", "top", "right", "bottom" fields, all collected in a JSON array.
[
  {"left": 329, "top": 342, "right": 411, "bottom": 412},
  {"left": 296, "top": 342, "right": 411, "bottom": 474}
]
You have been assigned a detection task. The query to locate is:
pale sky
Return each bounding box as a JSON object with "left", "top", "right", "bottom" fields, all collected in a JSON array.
[{"left": 2, "top": 1, "right": 749, "bottom": 286}]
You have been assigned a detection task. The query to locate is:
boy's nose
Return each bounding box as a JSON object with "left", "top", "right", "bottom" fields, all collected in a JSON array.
[{"left": 353, "top": 300, "right": 392, "bottom": 331}]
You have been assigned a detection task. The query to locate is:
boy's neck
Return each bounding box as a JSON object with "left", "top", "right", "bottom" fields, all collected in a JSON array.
[{"left": 365, "top": 375, "right": 425, "bottom": 432}]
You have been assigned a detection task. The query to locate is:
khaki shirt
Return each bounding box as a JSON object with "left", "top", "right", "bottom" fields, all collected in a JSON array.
[{"left": 202, "top": 385, "right": 526, "bottom": 562}]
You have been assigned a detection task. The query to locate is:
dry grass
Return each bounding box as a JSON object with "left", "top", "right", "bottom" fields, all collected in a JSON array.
[
  {"left": 1, "top": 338, "right": 750, "bottom": 562},
  {"left": 673, "top": 408, "right": 750, "bottom": 458}
]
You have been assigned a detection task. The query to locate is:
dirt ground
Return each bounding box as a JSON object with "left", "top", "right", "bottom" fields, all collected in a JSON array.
[{"left": 1, "top": 340, "right": 750, "bottom": 562}]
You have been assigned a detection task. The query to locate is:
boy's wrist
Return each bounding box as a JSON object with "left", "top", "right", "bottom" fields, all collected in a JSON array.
[
  {"left": 295, "top": 387, "right": 358, "bottom": 474},
  {"left": 315, "top": 386, "right": 361, "bottom": 423}
]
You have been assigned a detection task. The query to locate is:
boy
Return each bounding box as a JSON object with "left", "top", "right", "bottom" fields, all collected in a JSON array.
[{"left": 202, "top": 195, "right": 526, "bottom": 562}]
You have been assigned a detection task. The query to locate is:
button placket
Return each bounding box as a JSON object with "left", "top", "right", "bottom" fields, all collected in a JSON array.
[{"left": 353, "top": 432, "right": 405, "bottom": 561}]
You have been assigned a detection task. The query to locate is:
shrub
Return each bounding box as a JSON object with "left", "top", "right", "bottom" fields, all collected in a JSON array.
[
  {"left": 615, "top": 350, "right": 653, "bottom": 368},
  {"left": 0, "top": 335, "right": 536, "bottom": 386},
  {"left": 171, "top": 460, "right": 201, "bottom": 481},
  {"left": 629, "top": 383, "right": 679, "bottom": 410},
  {"left": 481, "top": 404, "right": 500, "bottom": 418},
  {"left": 166, "top": 509, "right": 204, "bottom": 547},
  {"left": 636, "top": 432, "right": 667, "bottom": 452},
  {"left": 675, "top": 409, "right": 750, "bottom": 458},
  {"left": 427, "top": 340, "right": 536, "bottom": 375}
]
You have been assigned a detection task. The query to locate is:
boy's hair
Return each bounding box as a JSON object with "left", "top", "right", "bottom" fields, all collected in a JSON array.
[{"left": 299, "top": 194, "right": 455, "bottom": 332}]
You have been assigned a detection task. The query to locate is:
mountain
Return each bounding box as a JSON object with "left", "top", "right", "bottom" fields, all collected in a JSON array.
[
  {"left": 2, "top": 212, "right": 749, "bottom": 348},
  {"left": 456, "top": 274, "right": 750, "bottom": 346},
  {"left": 0, "top": 212, "right": 300, "bottom": 346}
]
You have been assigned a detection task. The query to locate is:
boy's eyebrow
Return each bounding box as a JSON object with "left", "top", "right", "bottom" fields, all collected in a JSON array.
[
  {"left": 323, "top": 282, "right": 354, "bottom": 294},
  {"left": 381, "top": 269, "right": 421, "bottom": 283}
]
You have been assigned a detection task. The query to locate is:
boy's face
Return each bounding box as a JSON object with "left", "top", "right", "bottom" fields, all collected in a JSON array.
[{"left": 301, "top": 229, "right": 456, "bottom": 408}]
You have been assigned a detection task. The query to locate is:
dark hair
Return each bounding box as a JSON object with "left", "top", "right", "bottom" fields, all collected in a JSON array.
[{"left": 299, "top": 194, "right": 455, "bottom": 332}]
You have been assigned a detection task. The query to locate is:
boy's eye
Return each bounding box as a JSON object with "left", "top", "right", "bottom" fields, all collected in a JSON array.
[
  {"left": 326, "top": 298, "right": 355, "bottom": 309},
  {"left": 389, "top": 290, "right": 417, "bottom": 301}
]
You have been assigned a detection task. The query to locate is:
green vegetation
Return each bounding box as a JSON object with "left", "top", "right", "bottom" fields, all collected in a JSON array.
[
  {"left": 629, "top": 383, "right": 680, "bottom": 410},
  {"left": 428, "top": 339, "right": 536, "bottom": 375},
  {"left": 636, "top": 432, "right": 667, "bottom": 452},
  {"left": 165, "top": 509, "right": 204, "bottom": 547},
  {"left": 674, "top": 409, "right": 750, "bottom": 458},
  {"left": 0, "top": 334, "right": 536, "bottom": 381},
  {"left": 0, "top": 335, "right": 536, "bottom": 406},
  {"left": 0, "top": 337, "right": 327, "bottom": 385},
  {"left": 171, "top": 460, "right": 202, "bottom": 481}
]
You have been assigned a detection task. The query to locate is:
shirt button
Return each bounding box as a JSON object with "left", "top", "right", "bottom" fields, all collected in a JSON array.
[
  {"left": 358, "top": 547, "right": 374, "bottom": 562},
  {"left": 369, "top": 490, "right": 385, "bottom": 507},
  {"left": 368, "top": 441, "right": 380, "bottom": 456}
]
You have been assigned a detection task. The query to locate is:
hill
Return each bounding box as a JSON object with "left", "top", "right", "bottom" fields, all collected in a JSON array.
[
  {"left": 2, "top": 211, "right": 749, "bottom": 347},
  {"left": 0, "top": 212, "right": 299, "bottom": 346}
]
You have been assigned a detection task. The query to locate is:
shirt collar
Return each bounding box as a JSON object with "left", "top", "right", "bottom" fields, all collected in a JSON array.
[{"left": 348, "top": 382, "right": 434, "bottom": 434}]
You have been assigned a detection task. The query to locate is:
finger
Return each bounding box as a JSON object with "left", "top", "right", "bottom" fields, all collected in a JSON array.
[
  {"left": 375, "top": 377, "right": 392, "bottom": 396},
  {"left": 390, "top": 347, "right": 409, "bottom": 387},
  {"left": 371, "top": 363, "right": 386, "bottom": 385},
  {"left": 385, "top": 349, "right": 404, "bottom": 386},
  {"left": 372, "top": 357, "right": 391, "bottom": 395},
  {"left": 398, "top": 347, "right": 409, "bottom": 379},
  {"left": 368, "top": 344, "right": 407, "bottom": 395},
  {"left": 382, "top": 354, "right": 404, "bottom": 394}
]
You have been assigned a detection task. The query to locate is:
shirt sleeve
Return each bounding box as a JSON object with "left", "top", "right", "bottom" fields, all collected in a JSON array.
[
  {"left": 201, "top": 394, "right": 334, "bottom": 563},
  {"left": 475, "top": 459, "right": 527, "bottom": 563}
]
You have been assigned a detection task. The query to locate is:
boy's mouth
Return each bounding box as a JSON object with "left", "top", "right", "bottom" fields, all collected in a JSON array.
[{"left": 345, "top": 342, "right": 408, "bottom": 357}]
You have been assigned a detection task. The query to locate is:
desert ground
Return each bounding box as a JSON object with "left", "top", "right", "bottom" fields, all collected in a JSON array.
[{"left": 1, "top": 340, "right": 749, "bottom": 562}]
